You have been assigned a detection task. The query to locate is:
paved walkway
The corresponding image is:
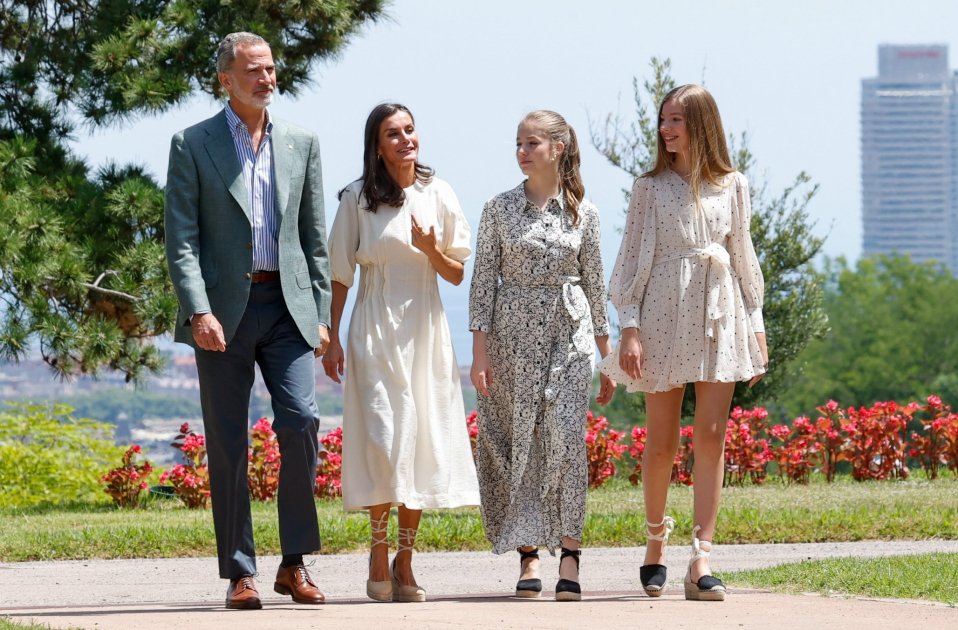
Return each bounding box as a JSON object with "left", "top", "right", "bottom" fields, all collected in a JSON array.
[{"left": 2, "top": 541, "right": 956, "bottom": 629}]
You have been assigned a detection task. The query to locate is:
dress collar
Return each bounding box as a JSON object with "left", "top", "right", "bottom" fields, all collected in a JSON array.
[{"left": 515, "top": 181, "right": 565, "bottom": 214}]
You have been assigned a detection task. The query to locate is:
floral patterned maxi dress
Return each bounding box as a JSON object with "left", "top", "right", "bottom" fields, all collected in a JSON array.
[{"left": 468, "top": 184, "right": 609, "bottom": 554}]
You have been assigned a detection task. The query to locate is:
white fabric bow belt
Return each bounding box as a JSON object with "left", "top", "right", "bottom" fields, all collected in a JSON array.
[{"left": 658, "top": 243, "right": 734, "bottom": 338}]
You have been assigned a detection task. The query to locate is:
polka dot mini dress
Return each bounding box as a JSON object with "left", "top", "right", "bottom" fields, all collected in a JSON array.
[{"left": 602, "top": 170, "right": 766, "bottom": 393}]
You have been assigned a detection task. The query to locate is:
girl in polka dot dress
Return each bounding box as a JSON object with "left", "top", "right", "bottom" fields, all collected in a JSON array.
[{"left": 602, "top": 84, "right": 769, "bottom": 601}]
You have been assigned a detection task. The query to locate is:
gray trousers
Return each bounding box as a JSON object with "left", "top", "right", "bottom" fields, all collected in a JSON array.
[{"left": 194, "top": 280, "right": 321, "bottom": 579}]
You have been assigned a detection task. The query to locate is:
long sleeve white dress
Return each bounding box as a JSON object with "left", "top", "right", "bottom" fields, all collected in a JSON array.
[{"left": 602, "top": 170, "right": 766, "bottom": 393}]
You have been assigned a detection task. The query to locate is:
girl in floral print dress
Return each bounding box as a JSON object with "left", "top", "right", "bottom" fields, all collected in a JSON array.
[{"left": 469, "top": 110, "right": 615, "bottom": 601}]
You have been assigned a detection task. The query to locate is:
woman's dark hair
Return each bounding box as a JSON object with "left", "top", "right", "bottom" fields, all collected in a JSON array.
[{"left": 338, "top": 103, "right": 434, "bottom": 210}]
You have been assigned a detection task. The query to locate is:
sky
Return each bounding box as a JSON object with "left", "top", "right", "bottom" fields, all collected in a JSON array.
[{"left": 71, "top": 0, "right": 958, "bottom": 361}]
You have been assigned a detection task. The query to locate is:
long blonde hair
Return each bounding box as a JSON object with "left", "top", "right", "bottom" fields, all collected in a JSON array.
[
  {"left": 647, "top": 84, "right": 733, "bottom": 206},
  {"left": 522, "top": 110, "right": 584, "bottom": 225}
]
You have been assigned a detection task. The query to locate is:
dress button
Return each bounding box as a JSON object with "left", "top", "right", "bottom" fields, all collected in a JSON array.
[{"left": 245, "top": 272, "right": 251, "bottom": 279}]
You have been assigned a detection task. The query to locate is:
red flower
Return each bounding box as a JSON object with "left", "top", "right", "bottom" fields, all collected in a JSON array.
[{"left": 100, "top": 444, "right": 154, "bottom": 508}]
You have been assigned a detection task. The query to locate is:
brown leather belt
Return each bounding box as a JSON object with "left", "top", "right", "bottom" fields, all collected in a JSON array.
[{"left": 250, "top": 270, "right": 280, "bottom": 283}]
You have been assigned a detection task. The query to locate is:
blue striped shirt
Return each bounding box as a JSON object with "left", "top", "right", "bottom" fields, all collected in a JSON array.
[{"left": 224, "top": 104, "right": 279, "bottom": 271}]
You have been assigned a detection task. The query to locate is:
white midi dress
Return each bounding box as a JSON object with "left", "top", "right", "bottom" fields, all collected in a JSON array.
[
  {"left": 602, "top": 170, "right": 766, "bottom": 393},
  {"left": 329, "top": 177, "right": 480, "bottom": 511}
]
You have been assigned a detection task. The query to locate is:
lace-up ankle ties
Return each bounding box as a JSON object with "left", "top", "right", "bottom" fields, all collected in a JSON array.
[
  {"left": 366, "top": 511, "right": 392, "bottom": 602},
  {"left": 640, "top": 515, "right": 675, "bottom": 597},
  {"left": 684, "top": 525, "right": 726, "bottom": 601}
]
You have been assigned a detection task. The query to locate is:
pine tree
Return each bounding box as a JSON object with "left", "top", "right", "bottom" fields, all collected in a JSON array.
[{"left": 0, "top": 0, "right": 386, "bottom": 381}]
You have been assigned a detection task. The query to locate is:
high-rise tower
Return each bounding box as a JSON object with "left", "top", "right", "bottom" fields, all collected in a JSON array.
[{"left": 861, "top": 44, "right": 958, "bottom": 272}]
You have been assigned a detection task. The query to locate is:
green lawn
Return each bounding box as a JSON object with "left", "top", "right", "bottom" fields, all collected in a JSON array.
[
  {"left": 728, "top": 553, "right": 958, "bottom": 605},
  {"left": 0, "top": 620, "right": 82, "bottom": 630},
  {"left": 1, "top": 478, "right": 955, "bottom": 561}
]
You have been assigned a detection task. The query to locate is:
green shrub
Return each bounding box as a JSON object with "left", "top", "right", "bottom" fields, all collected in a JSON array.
[{"left": 0, "top": 403, "right": 123, "bottom": 508}]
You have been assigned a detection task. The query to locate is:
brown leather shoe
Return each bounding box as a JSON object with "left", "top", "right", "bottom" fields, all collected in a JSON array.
[
  {"left": 226, "top": 575, "right": 262, "bottom": 610},
  {"left": 274, "top": 564, "right": 326, "bottom": 604}
]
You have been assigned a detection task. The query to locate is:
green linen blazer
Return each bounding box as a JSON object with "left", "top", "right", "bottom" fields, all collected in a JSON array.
[{"left": 164, "top": 109, "right": 331, "bottom": 348}]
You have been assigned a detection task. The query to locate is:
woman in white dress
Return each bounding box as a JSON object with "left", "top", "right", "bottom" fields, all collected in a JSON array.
[
  {"left": 469, "top": 110, "right": 615, "bottom": 601},
  {"left": 603, "top": 85, "right": 768, "bottom": 601},
  {"left": 323, "top": 103, "right": 480, "bottom": 603}
]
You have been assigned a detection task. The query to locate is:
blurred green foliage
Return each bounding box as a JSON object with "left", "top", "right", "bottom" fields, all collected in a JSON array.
[{"left": 0, "top": 403, "right": 123, "bottom": 507}]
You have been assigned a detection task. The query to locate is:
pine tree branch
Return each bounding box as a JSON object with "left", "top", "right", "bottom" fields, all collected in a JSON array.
[
  {"left": 40, "top": 274, "right": 140, "bottom": 302},
  {"left": 80, "top": 283, "right": 139, "bottom": 302}
]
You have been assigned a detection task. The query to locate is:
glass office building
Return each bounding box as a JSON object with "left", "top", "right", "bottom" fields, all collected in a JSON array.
[{"left": 861, "top": 44, "right": 958, "bottom": 272}]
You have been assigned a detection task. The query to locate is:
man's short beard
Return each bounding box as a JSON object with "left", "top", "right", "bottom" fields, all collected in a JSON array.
[{"left": 234, "top": 90, "right": 273, "bottom": 110}]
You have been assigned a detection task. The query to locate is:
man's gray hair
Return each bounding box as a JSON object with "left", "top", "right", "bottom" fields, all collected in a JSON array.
[{"left": 216, "top": 32, "right": 269, "bottom": 73}]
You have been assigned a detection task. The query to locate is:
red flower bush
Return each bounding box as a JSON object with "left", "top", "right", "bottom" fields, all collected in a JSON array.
[
  {"left": 626, "top": 424, "right": 694, "bottom": 487},
  {"left": 724, "top": 407, "right": 773, "bottom": 486},
  {"left": 812, "top": 400, "right": 848, "bottom": 482},
  {"left": 674, "top": 426, "right": 695, "bottom": 485},
  {"left": 159, "top": 422, "right": 211, "bottom": 508},
  {"left": 908, "top": 395, "right": 958, "bottom": 479},
  {"left": 127, "top": 394, "right": 958, "bottom": 513},
  {"left": 466, "top": 410, "right": 479, "bottom": 459},
  {"left": 315, "top": 427, "right": 343, "bottom": 499},
  {"left": 770, "top": 417, "right": 819, "bottom": 484},
  {"left": 248, "top": 418, "right": 281, "bottom": 501},
  {"left": 585, "top": 411, "right": 626, "bottom": 488},
  {"left": 841, "top": 401, "right": 910, "bottom": 481},
  {"left": 100, "top": 444, "right": 153, "bottom": 508},
  {"left": 627, "top": 425, "right": 647, "bottom": 485}
]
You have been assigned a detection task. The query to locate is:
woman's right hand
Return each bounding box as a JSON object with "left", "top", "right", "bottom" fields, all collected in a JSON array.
[
  {"left": 322, "top": 337, "right": 345, "bottom": 384},
  {"left": 471, "top": 350, "right": 494, "bottom": 397},
  {"left": 618, "top": 327, "right": 644, "bottom": 380}
]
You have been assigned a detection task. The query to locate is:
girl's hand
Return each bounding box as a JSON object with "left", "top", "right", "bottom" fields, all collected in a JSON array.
[
  {"left": 618, "top": 327, "right": 644, "bottom": 380},
  {"left": 596, "top": 373, "right": 616, "bottom": 406},
  {"left": 748, "top": 332, "right": 769, "bottom": 388},
  {"left": 471, "top": 350, "right": 494, "bottom": 397}
]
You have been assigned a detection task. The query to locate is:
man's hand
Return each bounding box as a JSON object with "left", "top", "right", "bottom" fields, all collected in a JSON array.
[
  {"left": 191, "top": 313, "right": 227, "bottom": 352},
  {"left": 314, "top": 324, "right": 330, "bottom": 358}
]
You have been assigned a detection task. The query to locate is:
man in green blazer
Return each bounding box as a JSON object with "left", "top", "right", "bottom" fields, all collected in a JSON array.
[{"left": 164, "top": 32, "right": 331, "bottom": 610}]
